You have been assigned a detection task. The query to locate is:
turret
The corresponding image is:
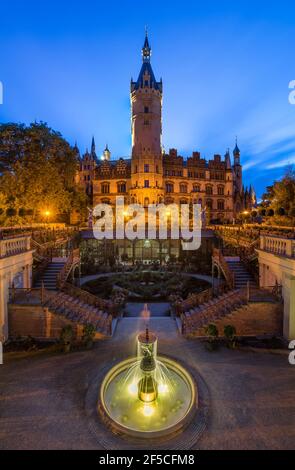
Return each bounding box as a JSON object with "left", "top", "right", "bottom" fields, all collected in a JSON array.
[
  {"left": 91, "top": 136, "right": 96, "bottom": 158},
  {"left": 233, "top": 137, "right": 242, "bottom": 193},
  {"left": 233, "top": 137, "right": 241, "bottom": 165},
  {"left": 102, "top": 144, "right": 111, "bottom": 161}
]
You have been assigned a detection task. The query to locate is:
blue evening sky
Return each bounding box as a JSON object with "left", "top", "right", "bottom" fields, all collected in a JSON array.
[{"left": 1, "top": 0, "right": 295, "bottom": 197}]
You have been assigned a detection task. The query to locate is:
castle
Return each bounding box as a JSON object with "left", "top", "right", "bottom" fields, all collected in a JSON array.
[{"left": 77, "top": 33, "right": 256, "bottom": 224}]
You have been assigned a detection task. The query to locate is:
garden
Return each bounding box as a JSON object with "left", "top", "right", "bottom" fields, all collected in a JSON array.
[{"left": 82, "top": 271, "right": 211, "bottom": 302}]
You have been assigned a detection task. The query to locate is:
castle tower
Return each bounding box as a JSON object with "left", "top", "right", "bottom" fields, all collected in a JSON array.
[
  {"left": 130, "top": 32, "right": 164, "bottom": 205},
  {"left": 233, "top": 137, "right": 242, "bottom": 194}
]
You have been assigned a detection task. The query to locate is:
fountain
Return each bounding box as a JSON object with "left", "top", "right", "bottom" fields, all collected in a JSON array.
[{"left": 99, "top": 305, "right": 196, "bottom": 439}]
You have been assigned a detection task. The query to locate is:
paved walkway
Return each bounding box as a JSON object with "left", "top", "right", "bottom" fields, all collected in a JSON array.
[
  {"left": 0, "top": 317, "right": 294, "bottom": 450},
  {"left": 124, "top": 302, "right": 171, "bottom": 317}
]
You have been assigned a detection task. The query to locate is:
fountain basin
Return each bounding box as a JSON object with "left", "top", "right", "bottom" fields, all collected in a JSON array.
[{"left": 99, "top": 356, "right": 197, "bottom": 439}]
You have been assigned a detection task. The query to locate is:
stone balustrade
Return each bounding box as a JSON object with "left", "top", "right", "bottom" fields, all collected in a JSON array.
[
  {"left": 0, "top": 235, "right": 31, "bottom": 259},
  {"left": 260, "top": 235, "right": 295, "bottom": 258}
]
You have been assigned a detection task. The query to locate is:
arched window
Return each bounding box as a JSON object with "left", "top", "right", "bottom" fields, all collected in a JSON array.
[
  {"left": 217, "top": 186, "right": 224, "bottom": 196},
  {"left": 166, "top": 182, "right": 174, "bottom": 193},
  {"left": 193, "top": 184, "right": 200, "bottom": 192},
  {"left": 117, "top": 181, "right": 126, "bottom": 193},
  {"left": 165, "top": 197, "right": 174, "bottom": 204},
  {"left": 217, "top": 199, "right": 225, "bottom": 210},
  {"left": 144, "top": 197, "right": 150, "bottom": 207},
  {"left": 101, "top": 182, "right": 110, "bottom": 194},
  {"left": 180, "top": 183, "right": 188, "bottom": 193},
  {"left": 206, "top": 199, "right": 213, "bottom": 209},
  {"left": 206, "top": 185, "right": 213, "bottom": 195}
]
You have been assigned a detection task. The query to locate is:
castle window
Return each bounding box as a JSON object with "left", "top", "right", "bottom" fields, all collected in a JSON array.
[
  {"left": 206, "top": 185, "right": 213, "bottom": 195},
  {"left": 144, "top": 80, "right": 149, "bottom": 87},
  {"left": 88, "top": 175, "right": 90, "bottom": 181},
  {"left": 193, "top": 184, "right": 200, "bottom": 192},
  {"left": 180, "top": 183, "right": 187, "bottom": 193},
  {"left": 165, "top": 197, "right": 174, "bottom": 204},
  {"left": 144, "top": 120, "right": 149, "bottom": 126},
  {"left": 144, "top": 164, "right": 149, "bottom": 173},
  {"left": 144, "top": 197, "right": 150, "bottom": 207},
  {"left": 101, "top": 182, "right": 110, "bottom": 194},
  {"left": 117, "top": 182, "right": 126, "bottom": 193},
  {"left": 206, "top": 199, "right": 213, "bottom": 209},
  {"left": 166, "top": 183, "right": 174, "bottom": 193},
  {"left": 217, "top": 186, "right": 224, "bottom": 195},
  {"left": 217, "top": 200, "right": 225, "bottom": 210},
  {"left": 144, "top": 180, "right": 149, "bottom": 188},
  {"left": 156, "top": 165, "right": 159, "bottom": 173},
  {"left": 144, "top": 106, "right": 149, "bottom": 113}
]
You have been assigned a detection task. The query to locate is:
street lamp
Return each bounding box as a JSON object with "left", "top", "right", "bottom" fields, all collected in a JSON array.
[{"left": 44, "top": 210, "right": 50, "bottom": 224}]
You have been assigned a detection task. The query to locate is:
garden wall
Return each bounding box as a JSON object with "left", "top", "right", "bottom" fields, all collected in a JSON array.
[
  {"left": 8, "top": 305, "right": 84, "bottom": 340},
  {"left": 190, "top": 301, "right": 283, "bottom": 337}
]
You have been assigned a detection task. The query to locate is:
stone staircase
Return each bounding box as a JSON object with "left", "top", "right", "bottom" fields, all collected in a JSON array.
[
  {"left": 34, "top": 261, "right": 65, "bottom": 291},
  {"left": 225, "top": 258, "right": 256, "bottom": 289},
  {"left": 43, "top": 290, "right": 112, "bottom": 336},
  {"left": 181, "top": 289, "right": 248, "bottom": 335}
]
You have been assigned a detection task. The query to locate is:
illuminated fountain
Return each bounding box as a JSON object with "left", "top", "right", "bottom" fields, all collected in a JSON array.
[{"left": 99, "top": 304, "right": 196, "bottom": 439}]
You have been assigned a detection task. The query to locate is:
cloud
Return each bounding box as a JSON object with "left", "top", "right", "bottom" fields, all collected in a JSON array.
[{"left": 266, "top": 156, "right": 295, "bottom": 169}]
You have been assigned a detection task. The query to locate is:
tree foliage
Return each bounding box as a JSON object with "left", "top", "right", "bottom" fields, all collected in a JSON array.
[
  {"left": 0, "top": 122, "right": 86, "bottom": 224},
  {"left": 261, "top": 166, "right": 295, "bottom": 218}
]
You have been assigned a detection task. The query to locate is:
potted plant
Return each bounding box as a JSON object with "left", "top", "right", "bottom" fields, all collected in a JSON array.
[
  {"left": 204, "top": 323, "right": 219, "bottom": 351},
  {"left": 60, "top": 324, "right": 74, "bottom": 353},
  {"left": 82, "top": 324, "right": 96, "bottom": 350},
  {"left": 224, "top": 324, "right": 237, "bottom": 349}
]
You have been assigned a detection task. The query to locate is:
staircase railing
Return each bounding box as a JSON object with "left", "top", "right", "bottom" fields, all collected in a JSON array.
[
  {"left": 62, "top": 282, "right": 117, "bottom": 315},
  {"left": 56, "top": 248, "right": 80, "bottom": 288},
  {"left": 212, "top": 248, "right": 234, "bottom": 289}
]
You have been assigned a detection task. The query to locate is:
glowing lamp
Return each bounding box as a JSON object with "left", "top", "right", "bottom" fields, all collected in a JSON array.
[{"left": 138, "top": 375, "right": 158, "bottom": 403}]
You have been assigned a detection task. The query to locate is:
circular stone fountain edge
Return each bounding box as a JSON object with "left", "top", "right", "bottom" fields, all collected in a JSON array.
[{"left": 85, "top": 355, "right": 210, "bottom": 450}]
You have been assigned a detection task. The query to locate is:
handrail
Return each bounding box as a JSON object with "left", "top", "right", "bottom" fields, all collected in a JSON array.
[
  {"left": 212, "top": 248, "right": 234, "bottom": 289},
  {"left": 56, "top": 248, "right": 80, "bottom": 288},
  {"left": 0, "top": 235, "right": 31, "bottom": 258},
  {"left": 62, "top": 282, "right": 117, "bottom": 314}
]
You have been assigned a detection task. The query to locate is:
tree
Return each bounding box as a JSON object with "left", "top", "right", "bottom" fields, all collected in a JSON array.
[
  {"left": 262, "top": 166, "right": 295, "bottom": 218},
  {"left": 0, "top": 122, "right": 87, "bottom": 223}
]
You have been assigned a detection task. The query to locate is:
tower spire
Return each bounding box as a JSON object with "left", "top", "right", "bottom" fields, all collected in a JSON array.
[{"left": 142, "top": 29, "right": 151, "bottom": 62}]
